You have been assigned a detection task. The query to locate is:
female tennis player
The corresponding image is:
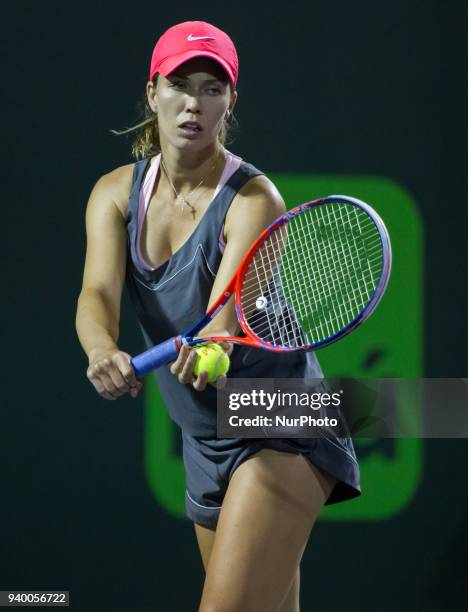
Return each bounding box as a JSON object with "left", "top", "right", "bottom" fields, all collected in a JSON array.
[{"left": 76, "top": 21, "right": 361, "bottom": 612}]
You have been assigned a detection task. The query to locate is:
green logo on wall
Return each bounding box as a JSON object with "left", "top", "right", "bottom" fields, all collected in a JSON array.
[{"left": 144, "top": 176, "right": 423, "bottom": 521}]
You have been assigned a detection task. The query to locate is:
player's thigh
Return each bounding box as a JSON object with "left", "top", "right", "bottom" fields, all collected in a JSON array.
[
  {"left": 196, "top": 521, "right": 301, "bottom": 611},
  {"left": 278, "top": 566, "right": 300, "bottom": 612},
  {"left": 199, "top": 448, "right": 336, "bottom": 612},
  {"left": 194, "top": 523, "right": 216, "bottom": 572}
]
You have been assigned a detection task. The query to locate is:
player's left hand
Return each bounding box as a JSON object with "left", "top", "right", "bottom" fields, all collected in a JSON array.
[
  {"left": 197, "top": 329, "right": 233, "bottom": 391},
  {"left": 169, "top": 330, "right": 233, "bottom": 392}
]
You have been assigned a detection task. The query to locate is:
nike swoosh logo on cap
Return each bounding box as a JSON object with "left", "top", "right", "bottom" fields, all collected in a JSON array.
[{"left": 187, "top": 34, "right": 216, "bottom": 41}]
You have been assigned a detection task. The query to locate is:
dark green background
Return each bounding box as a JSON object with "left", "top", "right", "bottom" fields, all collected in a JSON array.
[{"left": 2, "top": 1, "right": 467, "bottom": 610}]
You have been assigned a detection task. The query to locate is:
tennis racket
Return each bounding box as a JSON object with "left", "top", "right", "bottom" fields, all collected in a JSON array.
[{"left": 131, "top": 195, "right": 392, "bottom": 377}]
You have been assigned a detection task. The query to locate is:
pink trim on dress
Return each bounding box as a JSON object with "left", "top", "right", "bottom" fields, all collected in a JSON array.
[
  {"left": 136, "top": 149, "right": 243, "bottom": 270},
  {"left": 137, "top": 155, "right": 161, "bottom": 271}
]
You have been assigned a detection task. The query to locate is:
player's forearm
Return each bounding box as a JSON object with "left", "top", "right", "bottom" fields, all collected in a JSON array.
[
  {"left": 200, "top": 296, "right": 240, "bottom": 338},
  {"left": 75, "top": 288, "right": 120, "bottom": 360}
]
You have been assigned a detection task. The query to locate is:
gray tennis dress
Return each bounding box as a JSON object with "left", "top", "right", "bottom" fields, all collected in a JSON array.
[{"left": 125, "top": 151, "right": 361, "bottom": 528}]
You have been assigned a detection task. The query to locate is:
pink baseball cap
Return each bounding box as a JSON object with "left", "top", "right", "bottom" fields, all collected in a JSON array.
[{"left": 149, "top": 21, "right": 238, "bottom": 86}]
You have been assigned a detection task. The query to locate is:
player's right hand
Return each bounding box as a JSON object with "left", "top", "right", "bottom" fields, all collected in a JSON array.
[{"left": 87, "top": 348, "right": 143, "bottom": 400}]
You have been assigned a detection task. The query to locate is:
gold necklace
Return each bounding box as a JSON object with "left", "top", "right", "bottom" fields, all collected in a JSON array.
[{"left": 160, "top": 153, "right": 219, "bottom": 220}]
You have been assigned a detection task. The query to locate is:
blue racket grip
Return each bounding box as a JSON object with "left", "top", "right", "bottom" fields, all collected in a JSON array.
[{"left": 131, "top": 337, "right": 181, "bottom": 378}]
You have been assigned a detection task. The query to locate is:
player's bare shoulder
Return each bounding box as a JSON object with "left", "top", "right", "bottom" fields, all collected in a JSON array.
[
  {"left": 239, "top": 173, "right": 285, "bottom": 208},
  {"left": 226, "top": 172, "right": 286, "bottom": 236},
  {"left": 91, "top": 163, "right": 135, "bottom": 220}
]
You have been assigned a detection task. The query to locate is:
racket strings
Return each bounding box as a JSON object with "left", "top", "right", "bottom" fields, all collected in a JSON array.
[
  {"left": 252, "top": 242, "right": 298, "bottom": 347},
  {"left": 243, "top": 239, "right": 308, "bottom": 347},
  {"left": 285, "top": 204, "right": 382, "bottom": 340},
  {"left": 263, "top": 231, "right": 307, "bottom": 347},
  {"left": 239, "top": 201, "right": 384, "bottom": 348}
]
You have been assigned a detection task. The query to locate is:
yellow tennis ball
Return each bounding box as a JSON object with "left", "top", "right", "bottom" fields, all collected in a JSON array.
[{"left": 193, "top": 343, "right": 230, "bottom": 383}]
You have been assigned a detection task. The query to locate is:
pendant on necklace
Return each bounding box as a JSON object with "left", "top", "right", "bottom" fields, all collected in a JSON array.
[{"left": 177, "top": 194, "right": 196, "bottom": 219}]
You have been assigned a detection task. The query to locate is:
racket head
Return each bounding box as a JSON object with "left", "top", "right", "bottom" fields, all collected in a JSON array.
[{"left": 232, "top": 195, "right": 392, "bottom": 352}]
